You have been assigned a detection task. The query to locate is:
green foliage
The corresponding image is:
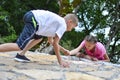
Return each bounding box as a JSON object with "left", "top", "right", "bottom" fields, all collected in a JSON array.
[
  {"left": 0, "top": 0, "right": 59, "bottom": 43},
  {"left": 78, "top": 0, "right": 120, "bottom": 63},
  {"left": 109, "top": 44, "right": 120, "bottom": 63},
  {"left": 60, "top": 0, "right": 120, "bottom": 63},
  {"left": 59, "top": 0, "right": 81, "bottom": 16},
  {"left": 60, "top": 29, "right": 86, "bottom": 49},
  {"left": 0, "top": 5, "right": 17, "bottom": 43},
  {"left": 0, "top": 34, "right": 17, "bottom": 43},
  {"left": 1, "top": 0, "right": 59, "bottom": 35}
]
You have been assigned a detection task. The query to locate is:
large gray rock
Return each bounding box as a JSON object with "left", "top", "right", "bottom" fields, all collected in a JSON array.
[{"left": 0, "top": 51, "right": 120, "bottom": 80}]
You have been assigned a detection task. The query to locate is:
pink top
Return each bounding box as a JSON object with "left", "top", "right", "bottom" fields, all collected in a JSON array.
[{"left": 80, "top": 40, "right": 106, "bottom": 60}]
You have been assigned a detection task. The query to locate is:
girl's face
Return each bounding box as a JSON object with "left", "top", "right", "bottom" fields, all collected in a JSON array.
[{"left": 85, "top": 41, "right": 96, "bottom": 51}]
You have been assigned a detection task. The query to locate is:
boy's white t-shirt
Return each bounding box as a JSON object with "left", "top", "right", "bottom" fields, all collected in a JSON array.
[{"left": 31, "top": 10, "right": 67, "bottom": 39}]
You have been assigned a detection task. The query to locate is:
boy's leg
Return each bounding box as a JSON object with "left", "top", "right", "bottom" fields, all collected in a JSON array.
[
  {"left": 20, "top": 39, "right": 42, "bottom": 55},
  {"left": 14, "top": 11, "right": 35, "bottom": 62},
  {"left": 16, "top": 11, "right": 36, "bottom": 50},
  {"left": 14, "top": 38, "right": 43, "bottom": 62},
  {"left": 0, "top": 43, "right": 21, "bottom": 52},
  {"left": 14, "top": 11, "right": 44, "bottom": 62},
  {"left": 0, "top": 11, "right": 35, "bottom": 52},
  {"left": 14, "top": 39, "right": 42, "bottom": 62}
]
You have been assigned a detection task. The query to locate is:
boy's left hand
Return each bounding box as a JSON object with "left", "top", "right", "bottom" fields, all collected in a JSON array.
[{"left": 60, "top": 61, "right": 70, "bottom": 68}]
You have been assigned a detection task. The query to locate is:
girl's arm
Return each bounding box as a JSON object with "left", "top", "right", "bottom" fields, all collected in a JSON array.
[
  {"left": 70, "top": 45, "right": 83, "bottom": 55},
  {"left": 91, "top": 54, "right": 110, "bottom": 62},
  {"left": 102, "top": 53, "right": 110, "bottom": 62},
  {"left": 70, "top": 41, "right": 85, "bottom": 55}
]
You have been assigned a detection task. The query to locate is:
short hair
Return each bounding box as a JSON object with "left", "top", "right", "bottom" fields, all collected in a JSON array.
[
  {"left": 64, "top": 14, "right": 78, "bottom": 26},
  {"left": 84, "top": 35, "right": 97, "bottom": 43}
]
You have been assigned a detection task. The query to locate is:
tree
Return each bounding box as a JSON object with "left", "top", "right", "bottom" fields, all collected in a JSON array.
[
  {"left": 0, "top": 0, "right": 59, "bottom": 43},
  {"left": 106, "top": 1, "right": 120, "bottom": 62},
  {"left": 75, "top": 0, "right": 120, "bottom": 63},
  {"left": 59, "top": 0, "right": 120, "bottom": 63}
]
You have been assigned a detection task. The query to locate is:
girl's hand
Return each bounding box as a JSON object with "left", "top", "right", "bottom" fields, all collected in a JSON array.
[
  {"left": 92, "top": 57, "right": 98, "bottom": 61},
  {"left": 76, "top": 53, "right": 85, "bottom": 57}
]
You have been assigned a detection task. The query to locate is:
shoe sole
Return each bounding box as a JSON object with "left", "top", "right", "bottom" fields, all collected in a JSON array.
[{"left": 14, "top": 58, "right": 30, "bottom": 63}]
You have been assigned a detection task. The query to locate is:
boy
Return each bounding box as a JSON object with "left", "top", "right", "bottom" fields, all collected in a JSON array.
[
  {"left": 0, "top": 10, "right": 78, "bottom": 67},
  {"left": 70, "top": 35, "right": 110, "bottom": 62}
]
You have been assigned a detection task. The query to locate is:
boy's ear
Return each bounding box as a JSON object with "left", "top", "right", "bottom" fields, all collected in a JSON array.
[
  {"left": 69, "top": 20, "right": 73, "bottom": 23},
  {"left": 67, "top": 20, "right": 72, "bottom": 23},
  {"left": 66, "top": 20, "right": 70, "bottom": 24}
]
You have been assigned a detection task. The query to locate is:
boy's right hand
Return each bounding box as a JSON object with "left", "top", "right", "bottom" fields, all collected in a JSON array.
[
  {"left": 64, "top": 50, "right": 70, "bottom": 56},
  {"left": 60, "top": 61, "right": 70, "bottom": 68}
]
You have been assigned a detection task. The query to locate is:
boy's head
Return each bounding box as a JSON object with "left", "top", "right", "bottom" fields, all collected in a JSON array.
[
  {"left": 64, "top": 14, "right": 78, "bottom": 31},
  {"left": 84, "top": 35, "right": 97, "bottom": 50}
]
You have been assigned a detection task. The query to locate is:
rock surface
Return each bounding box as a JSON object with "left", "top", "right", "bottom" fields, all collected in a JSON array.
[{"left": 0, "top": 51, "right": 120, "bottom": 80}]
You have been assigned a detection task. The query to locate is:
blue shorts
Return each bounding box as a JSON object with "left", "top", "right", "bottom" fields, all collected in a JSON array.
[{"left": 16, "top": 11, "right": 43, "bottom": 50}]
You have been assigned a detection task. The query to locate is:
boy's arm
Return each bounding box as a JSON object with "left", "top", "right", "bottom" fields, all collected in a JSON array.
[
  {"left": 48, "top": 37, "right": 53, "bottom": 44},
  {"left": 48, "top": 35, "right": 69, "bottom": 67},
  {"left": 59, "top": 46, "right": 70, "bottom": 55},
  {"left": 48, "top": 37, "right": 70, "bottom": 55}
]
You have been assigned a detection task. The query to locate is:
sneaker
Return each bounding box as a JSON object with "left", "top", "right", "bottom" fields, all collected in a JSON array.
[{"left": 14, "top": 53, "right": 30, "bottom": 62}]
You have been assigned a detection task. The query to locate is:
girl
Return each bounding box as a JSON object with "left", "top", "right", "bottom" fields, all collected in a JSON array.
[{"left": 70, "top": 35, "right": 110, "bottom": 62}]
